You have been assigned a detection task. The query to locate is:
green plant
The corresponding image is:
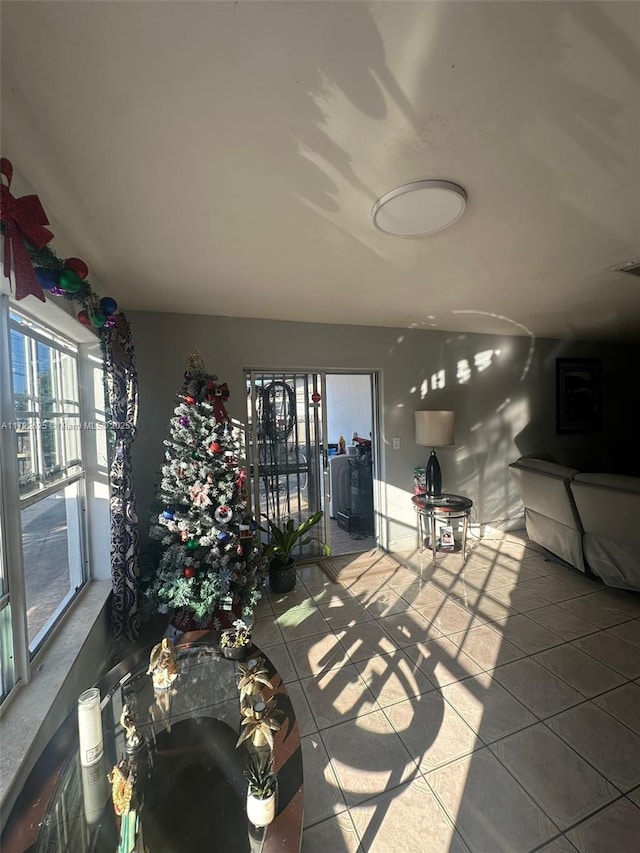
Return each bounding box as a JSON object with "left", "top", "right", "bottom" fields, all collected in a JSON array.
[
  {"left": 220, "top": 618, "right": 252, "bottom": 648},
  {"left": 259, "top": 511, "right": 330, "bottom": 564},
  {"left": 245, "top": 752, "right": 276, "bottom": 800}
]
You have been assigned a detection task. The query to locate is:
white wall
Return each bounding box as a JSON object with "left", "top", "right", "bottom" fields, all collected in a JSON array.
[{"left": 128, "top": 311, "right": 640, "bottom": 552}]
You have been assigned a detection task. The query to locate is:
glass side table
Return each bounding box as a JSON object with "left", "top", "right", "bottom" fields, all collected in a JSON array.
[
  {"left": 411, "top": 493, "right": 473, "bottom": 565},
  {"left": 2, "top": 633, "right": 303, "bottom": 853}
]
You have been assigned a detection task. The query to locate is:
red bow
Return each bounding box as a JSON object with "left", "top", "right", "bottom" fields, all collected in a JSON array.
[
  {"left": 208, "top": 382, "right": 230, "bottom": 424},
  {"left": 0, "top": 159, "right": 54, "bottom": 301}
]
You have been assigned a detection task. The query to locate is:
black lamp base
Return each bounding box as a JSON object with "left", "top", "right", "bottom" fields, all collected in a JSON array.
[{"left": 425, "top": 449, "right": 442, "bottom": 497}]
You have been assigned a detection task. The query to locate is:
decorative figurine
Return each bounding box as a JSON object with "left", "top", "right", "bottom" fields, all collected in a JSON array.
[
  {"left": 108, "top": 758, "right": 135, "bottom": 816},
  {"left": 120, "top": 703, "right": 144, "bottom": 755},
  {"left": 237, "top": 656, "right": 272, "bottom": 707},
  {"left": 147, "top": 636, "right": 179, "bottom": 690},
  {"left": 236, "top": 695, "right": 283, "bottom": 750}
]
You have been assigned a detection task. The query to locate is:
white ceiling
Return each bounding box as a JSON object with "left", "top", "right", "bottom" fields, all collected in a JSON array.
[{"left": 2, "top": 1, "right": 639, "bottom": 342}]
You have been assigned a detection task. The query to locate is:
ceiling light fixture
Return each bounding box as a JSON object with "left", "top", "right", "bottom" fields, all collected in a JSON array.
[{"left": 372, "top": 180, "right": 467, "bottom": 237}]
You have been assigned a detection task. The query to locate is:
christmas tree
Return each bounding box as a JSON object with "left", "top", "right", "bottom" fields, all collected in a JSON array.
[{"left": 143, "top": 351, "right": 263, "bottom": 630}]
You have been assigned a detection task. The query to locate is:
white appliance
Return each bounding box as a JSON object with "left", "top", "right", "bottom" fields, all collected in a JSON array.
[{"left": 328, "top": 455, "right": 350, "bottom": 518}]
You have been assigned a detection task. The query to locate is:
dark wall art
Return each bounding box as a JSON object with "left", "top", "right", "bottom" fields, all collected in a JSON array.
[{"left": 556, "top": 358, "right": 601, "bottom": 434}]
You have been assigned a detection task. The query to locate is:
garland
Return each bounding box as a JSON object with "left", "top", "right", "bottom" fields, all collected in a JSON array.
[{"left": 0, "top": 157, "right": 119, "bottom": 330}]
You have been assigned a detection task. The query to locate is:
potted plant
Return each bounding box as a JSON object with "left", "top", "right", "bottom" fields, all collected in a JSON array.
[
  {"left": 220, "top": 618, "right": 253, "bottom": 660},
  {"left": 245, "top": 752, "right": 277, "bottom": 828},
  {"left": 260, "top": 511, "right": 330, "bottom": 593}
]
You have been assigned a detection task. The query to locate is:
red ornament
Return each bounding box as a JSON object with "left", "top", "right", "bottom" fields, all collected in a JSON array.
[
  {"left": 64, "top": 257, "right": 89, "bottom": 279},
  {"left": 209, "top": 441, "right": 222, "bottom": 454},
  {"left": 184, "top": 395, "right": 196, "bottom": 405},
  {"left": 0, "top": 157, "right": 54, "bottom": 302},
  {"left": 311, "top": 391, "right": 321, "bottom": 403},
  {"left": 77, "top": 309, "right": 91, "bottom": 326},
  {"left": 184, "top": 566, "right": 196, "bottom": 578},
  {"left": 237, "top": 544, "right": 243, "bottom": 555}
]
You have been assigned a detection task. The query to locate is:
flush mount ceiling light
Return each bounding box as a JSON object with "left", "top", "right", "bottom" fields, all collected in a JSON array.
[{"left": 372, "top": 180, "right": 467, "bottom": 237}]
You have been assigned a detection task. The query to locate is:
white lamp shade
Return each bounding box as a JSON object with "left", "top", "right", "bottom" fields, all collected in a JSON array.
[{"left": 415, "top": 411, "right": 455, "bottom": 447}]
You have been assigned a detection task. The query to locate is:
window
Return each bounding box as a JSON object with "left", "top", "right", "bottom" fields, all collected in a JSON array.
[{"left": 1, "top": 303, "right": 90, "bottom": 702}]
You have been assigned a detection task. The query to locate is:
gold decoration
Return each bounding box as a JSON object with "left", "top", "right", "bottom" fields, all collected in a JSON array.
[
  {"left": 108, "top": 761, "right": 135, "bottom": 816},
  {"left": 237, "top": 656, "right": 272, "bottom": 706},
  {"left": 186, "top": 349, "right": 206, "bottom": 373},
  {"left": 147, "top": 637, "right": 179, "bottom": 690},
  {"left": 237, "top": 696, "right": 283, "bottom": 750}
]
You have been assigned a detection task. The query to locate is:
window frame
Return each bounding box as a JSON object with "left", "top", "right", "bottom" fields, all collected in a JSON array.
[{"left": 0, "top": 294, "right": 101, "bottom": 707}]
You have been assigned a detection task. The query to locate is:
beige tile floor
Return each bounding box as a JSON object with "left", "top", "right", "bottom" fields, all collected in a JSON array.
[{"left": 252, "top": 530, "right": 640, "bottom": 852}]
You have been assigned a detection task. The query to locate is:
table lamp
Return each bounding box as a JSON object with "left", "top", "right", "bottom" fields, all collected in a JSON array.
[{"left": 415, "top": 410, "right": 455, "bottom": 497}]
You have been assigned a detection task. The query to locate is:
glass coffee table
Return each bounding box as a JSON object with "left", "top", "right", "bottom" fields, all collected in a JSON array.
[
  {"left": 411, "top": 493, "right": 473, "bottom": 565},
  {"left": 1, "top": 632, "right": 303, "bottom": 853}
]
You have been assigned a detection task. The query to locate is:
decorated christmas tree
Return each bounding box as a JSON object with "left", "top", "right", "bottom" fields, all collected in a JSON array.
[{"left": 143, "top": 351, "right": 263, "bottom": 630}]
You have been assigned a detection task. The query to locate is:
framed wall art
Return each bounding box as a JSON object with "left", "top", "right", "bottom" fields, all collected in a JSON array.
[{"left": 556, "top": 358, "right": 601, "bottom": 434}]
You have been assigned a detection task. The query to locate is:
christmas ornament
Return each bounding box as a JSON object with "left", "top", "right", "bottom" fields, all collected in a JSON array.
[
  {"left": 191, "top": 451, "right": 199, "bottom": 460},
  {"left": 64, "top": 257, "right": 89, "bottom": 279},
  {"left": 0, "top": 158, "right": 53, "bottom": 302},
  {"left": 104, "top": 314, "right": 117, "bottom": 328},
  {"left": 184, "top": 395, "right": 196, "bottom": 405},
  {"left": 76, "top": 309, "right": 91, "bottom": 326},
  {"left": 184, "top": 371, "right": 191, "bottom": 381},
  {"left": 57, "top": 268, "right": 83, "bottom": 294},
  {"left": 162, "top": 509, "right": 175, "bottom": 520},
  {"left": 91, "top": 310, "right": 107, "bottom": 328},
  {"left": 311, "top": 391, "right": 321, "bottom": 403},
  {"left": 184, "top": 566, "right": 196, "bottom": 579},
  {"left": 214, "top": 505, "right": 232, "bottom": 524},
  {"left": 186, "top": 539, "right": 200, "bottom": 551},
  {"left": 217, "top": 531, "right": 230, "bottom": 543},
  {"left": 35, "top": 268, "right": 59, "bottom": 291},
  {"left": 100, "top": 296, "right": 118, "bottom": 315},
  {"left": 237, "top": 544, "right": 243, "bottom": 556},
  {"left": 179, "top": 416, "right": 190, "bottom": 427},
  {"left": 186, "top": 349, "right": 206, "bottom": 373},
  {"left": 189, "top": 484, "right": 211, "bottom": 507},
  {"left": 209, "top": 442, "right": 222, "bottom": 454}
]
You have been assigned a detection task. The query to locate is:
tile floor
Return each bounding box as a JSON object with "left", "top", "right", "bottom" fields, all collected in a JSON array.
[{"left": 250, "top": 530, "right": 640, "bottom": 853}]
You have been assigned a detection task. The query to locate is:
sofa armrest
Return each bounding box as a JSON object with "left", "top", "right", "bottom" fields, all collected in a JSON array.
[{"left": 508, "top": 458, "right": 581, "bottom": 529}]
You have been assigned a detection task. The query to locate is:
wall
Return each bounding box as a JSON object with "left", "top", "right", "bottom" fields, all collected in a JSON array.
[{"left": 128, "top": 311, "right": 640, "bottom": 551}]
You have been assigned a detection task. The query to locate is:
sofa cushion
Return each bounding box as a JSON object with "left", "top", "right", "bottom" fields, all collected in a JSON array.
[
  {"left": 510, "top": 457, "right": 580, "bottom": 480},
  {"left": 573, "top": 473, "right": 640, "bottom": 494}
]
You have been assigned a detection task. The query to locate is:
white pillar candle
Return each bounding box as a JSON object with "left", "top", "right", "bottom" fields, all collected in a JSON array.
[
  {"left": 78, "top": 687, "right": 103, "bottom": 767},
  {"left": 81, "top": 757, "right": 109, "bottom": 825}
]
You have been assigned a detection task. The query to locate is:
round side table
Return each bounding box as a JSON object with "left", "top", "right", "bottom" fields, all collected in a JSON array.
[{"left": 411, "top": 493, "right": 473, "bottom": 565}]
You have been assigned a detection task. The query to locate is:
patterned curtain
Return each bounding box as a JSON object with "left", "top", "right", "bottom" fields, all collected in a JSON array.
[{"left": 103, "top": 313, "right": 139, "bottom": 641}]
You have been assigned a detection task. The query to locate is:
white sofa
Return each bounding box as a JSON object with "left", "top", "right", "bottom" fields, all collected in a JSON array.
[
  {"left": 570, "top": 473, "right": 640, "bottom": 591},
  {"left": 508, "top": 457, "right": 640, "bottom": 592}
]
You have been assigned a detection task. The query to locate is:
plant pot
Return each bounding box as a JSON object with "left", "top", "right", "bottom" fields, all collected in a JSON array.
[
  {"left": 268, "top": 557, "right": 296, "bottom": 593},
  {"left": 221, "top": 645, "right": 248, "bottom": 661},
  {"left": 246, "top": 790, "right": 276, "bottom": 827}
]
